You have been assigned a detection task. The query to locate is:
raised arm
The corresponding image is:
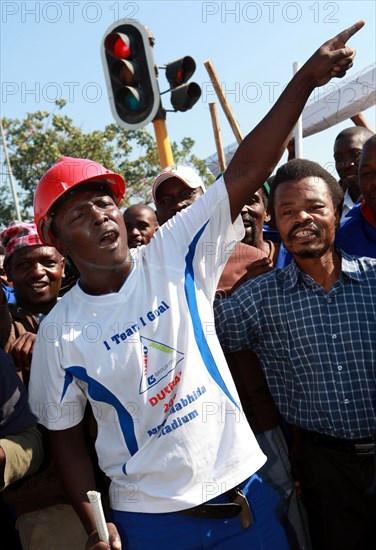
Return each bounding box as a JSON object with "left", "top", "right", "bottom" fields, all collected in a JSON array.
[{"left": 225, "top": 20, "right": 365, "bottom": 221}]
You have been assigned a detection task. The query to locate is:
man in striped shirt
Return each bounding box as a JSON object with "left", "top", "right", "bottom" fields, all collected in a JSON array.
[{"left": 215, "top": 158, "right": 376, "bottom": 550}]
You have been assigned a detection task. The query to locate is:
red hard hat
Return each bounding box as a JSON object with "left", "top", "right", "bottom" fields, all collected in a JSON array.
[{"left": 34, "top": 157, "right": 126, "bottom": 245}]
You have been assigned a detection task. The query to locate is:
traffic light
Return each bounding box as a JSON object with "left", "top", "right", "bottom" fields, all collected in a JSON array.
[
  {"left": 165, "top": 56, "right": 202, "bottom": 112},
  {"left": 101, "top": 20, "right": 160, "bottom": 129}
]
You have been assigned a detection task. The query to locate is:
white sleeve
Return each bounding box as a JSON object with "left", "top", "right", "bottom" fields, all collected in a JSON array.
[
  {"left": 29, "top": 316, "right": 87, "bottom": 430},
  {"left": 146, "top": 177, "right": 245, "bottom": 298}
]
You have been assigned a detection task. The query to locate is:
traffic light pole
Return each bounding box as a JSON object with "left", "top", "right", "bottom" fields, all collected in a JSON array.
[{"left": 152, "top": 113, "right": 174, "bottom": 169}]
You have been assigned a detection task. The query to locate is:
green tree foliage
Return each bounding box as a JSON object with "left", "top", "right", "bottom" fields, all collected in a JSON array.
[{"left": 1, "top": 100, "right": 214, "bottom": 226}]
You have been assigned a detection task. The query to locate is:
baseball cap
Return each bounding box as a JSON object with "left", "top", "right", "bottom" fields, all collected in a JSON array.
[{"left": 152, "top": 165, "right": 206, "bottom": 202}]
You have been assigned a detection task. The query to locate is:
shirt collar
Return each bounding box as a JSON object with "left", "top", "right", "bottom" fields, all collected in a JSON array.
[
  {"left": 342, "top": 189, "right": 357, "bottom": 212},
  {"left": 360, "top": 200, "right": 376, "bottom": 228},
  {"left": 340, "top": 249, "right": 364, "bottom": 282},
  {"left": 280, "top": 261, "right": 300, "bottom": 290},
  {"left": 280, "top": 249, "right": 362, "bottom": 290}
]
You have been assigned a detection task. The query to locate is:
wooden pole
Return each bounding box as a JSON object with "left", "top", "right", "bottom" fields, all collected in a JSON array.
[
  {"left": 351, "top": 112, "right": 373, "bottom": 130},
  {"left": 204, "top": 60, "right": 244, "bottom": 145},
  {"left": 208, "top": 103, "right": 227, "bottom": 173}
]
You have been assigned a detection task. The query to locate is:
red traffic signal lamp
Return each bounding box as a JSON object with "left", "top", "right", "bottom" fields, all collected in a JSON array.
[
  {"left": 101, "top": 21, "right": 160, "bottom": 129},
  {"left": 165, "top": 56, "right": 202, "bottom": 112},
  {"left": 166, "top": 56, "right": 196, "bottom": 87}
]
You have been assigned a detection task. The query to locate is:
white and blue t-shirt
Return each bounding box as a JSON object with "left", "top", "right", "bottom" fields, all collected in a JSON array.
[{"left": 29, "top": 178, "right": 266, "bottom": 513}]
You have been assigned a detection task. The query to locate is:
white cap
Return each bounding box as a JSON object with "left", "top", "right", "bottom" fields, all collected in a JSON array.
[{"left": 152, "top": 165, "right": 206, "bottom": 202}]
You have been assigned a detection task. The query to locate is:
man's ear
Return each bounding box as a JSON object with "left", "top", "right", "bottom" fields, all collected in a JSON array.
[
  {"left": 60, "top": 256, "right": 66, "bottom": 278},
  {"left": 54, "top": 237, "right": 68, "bottom": 257},
  {"left": 264, "top": 211, "right": 271, "bottom": 224}
]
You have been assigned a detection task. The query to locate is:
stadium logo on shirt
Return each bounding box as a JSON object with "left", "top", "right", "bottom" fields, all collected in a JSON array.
[{"left": 139, "top": 336, "right": 184, "bottom": 394}]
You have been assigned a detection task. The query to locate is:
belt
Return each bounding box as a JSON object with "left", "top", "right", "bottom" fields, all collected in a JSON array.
[
  {"left": 302, "top": 429, "right": 375, "bottom": 456},
  {"left": 180, "top": 486, "right": 254, "bottom": 528}
]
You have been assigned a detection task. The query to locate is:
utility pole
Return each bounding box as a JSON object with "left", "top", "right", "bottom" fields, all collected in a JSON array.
[{"left": 0, "top": 119, "right": 22, "bottom": 221}]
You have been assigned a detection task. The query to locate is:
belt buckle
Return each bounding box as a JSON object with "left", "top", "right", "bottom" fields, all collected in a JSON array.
[
  {"left": 232, "top": 488, "right": 254, "bottom": 529},
  {"left": 354, "top": 442, "right": 375, "bottom": 456}
]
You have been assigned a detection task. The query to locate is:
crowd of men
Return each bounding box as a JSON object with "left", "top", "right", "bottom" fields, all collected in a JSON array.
[{"left": 1, "top": 19, "right": 375, "bottom": 550}]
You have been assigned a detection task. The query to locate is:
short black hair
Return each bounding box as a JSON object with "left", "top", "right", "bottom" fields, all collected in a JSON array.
[
  {"left": 334, "top": 126, "right": 374, "bottom": 144},
  {"left": 268, "top": 159, "right": 344, "bottom": 224}
]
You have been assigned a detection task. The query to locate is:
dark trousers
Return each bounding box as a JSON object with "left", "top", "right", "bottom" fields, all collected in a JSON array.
[{"left": 300, "top": 434, "right": 376, "bottom": 550}]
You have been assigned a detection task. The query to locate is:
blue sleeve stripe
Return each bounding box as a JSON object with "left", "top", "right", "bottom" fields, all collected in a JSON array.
[
  {"left": 62, "top": 366, "right": 138, "bottom": 461},
  {"left": 184, "top": 222, "right": 240, "bottom": 410}
]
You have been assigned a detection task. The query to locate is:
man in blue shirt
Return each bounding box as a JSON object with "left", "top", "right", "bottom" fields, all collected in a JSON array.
[
  {"left": 215, "top": 158, "right": 376, "bottom": 550},
  {"left": 333, "top": 126, "right": 374, "bottom": 222},
  {"left": 336, "top": 134, "right": 376, "bottom": 257}
]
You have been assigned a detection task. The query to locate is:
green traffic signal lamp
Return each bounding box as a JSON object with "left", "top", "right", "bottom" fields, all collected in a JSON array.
[
  {"left": 118, "top": 87, "right": 145, "bottom": 113},
  {"left": 101, "top": 20, "right": 160, "bottom": 129}
]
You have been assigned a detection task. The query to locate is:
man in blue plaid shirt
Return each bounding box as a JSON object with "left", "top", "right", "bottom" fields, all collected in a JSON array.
[{"left": 215, "top": 158, "right": 376, "bottom": 550}]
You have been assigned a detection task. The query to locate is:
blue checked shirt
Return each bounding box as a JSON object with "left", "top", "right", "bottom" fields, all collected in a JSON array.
[{"left": 214, "top": 250, "right": 376, "bottom": 439}]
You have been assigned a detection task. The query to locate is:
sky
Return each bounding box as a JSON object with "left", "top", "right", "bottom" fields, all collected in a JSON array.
[{"left": 1, "top": 0, "right": 376, "bottom": 184}]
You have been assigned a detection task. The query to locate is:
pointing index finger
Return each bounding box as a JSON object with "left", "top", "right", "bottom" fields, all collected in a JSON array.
[{"left": 335, "top": 20, "right": 365, "bottom": 44}]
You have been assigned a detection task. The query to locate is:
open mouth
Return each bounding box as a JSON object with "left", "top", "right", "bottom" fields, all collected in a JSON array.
[
  {"left": 242, "top": 215, "right": 256, "bottom": 229},
  {"left": 289, "top": 224, "right": 320, "bottom": 243},
  {"left": 99, "top": 229, "right": 118, "bottom": 247},
  {"left": 29, "top": 282, "right": 48, "bottom": 291},
  {"left": 293, "top": 229, "right": 317, "bottom": 238},
  {"left": 243, "top": 221, "right": 253, "bottom": 228}
]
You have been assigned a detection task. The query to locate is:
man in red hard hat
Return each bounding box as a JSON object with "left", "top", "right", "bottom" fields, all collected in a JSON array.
[
  {"left": 28, "top": 22, "right": 363, "bottom": 550},
  {"left": 34, "top": 157, "right": 126, "bottom": 247}
]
